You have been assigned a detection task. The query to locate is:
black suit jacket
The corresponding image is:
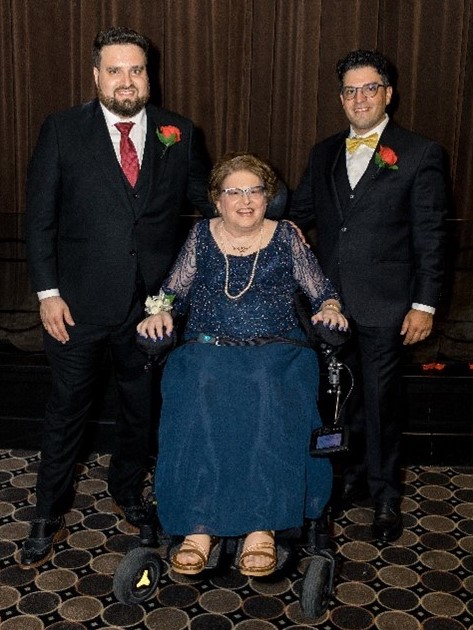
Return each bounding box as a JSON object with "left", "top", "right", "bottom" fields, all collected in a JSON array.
[
  {"left": 290, "top": 121, "right": 448, "bottom": 326},
  {"left": 26, "top": 100, "right": 214, "bottom": 326}
]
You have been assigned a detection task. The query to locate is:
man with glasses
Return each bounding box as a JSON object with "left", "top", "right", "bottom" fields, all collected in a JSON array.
[{"left": 290, "top": 50, "right": 448, "bottom": 542}]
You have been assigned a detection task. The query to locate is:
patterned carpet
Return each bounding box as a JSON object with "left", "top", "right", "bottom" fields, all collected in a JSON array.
[{"left": 1, "top": 449, "right": 473, "bottom": 629}]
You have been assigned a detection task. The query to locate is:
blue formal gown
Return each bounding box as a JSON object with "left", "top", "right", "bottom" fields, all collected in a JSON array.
[{"left": 155, "top": 220, "right": 337, "bottom": 537}]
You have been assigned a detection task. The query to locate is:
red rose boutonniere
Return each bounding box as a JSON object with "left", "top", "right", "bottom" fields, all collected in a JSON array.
[
  {"left": 375, "top": 145, "right": 399, "bottom": 170},
  {"left": 157, "top": 125, "right": 181, "bottom": 158}
]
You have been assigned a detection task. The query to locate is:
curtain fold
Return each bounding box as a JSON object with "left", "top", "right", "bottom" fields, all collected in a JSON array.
[{"left": 161, "top": 0, "right": 256, "bottom": 158}]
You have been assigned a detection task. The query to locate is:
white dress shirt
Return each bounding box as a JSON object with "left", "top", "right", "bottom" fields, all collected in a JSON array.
[{"left": 346, "top": 114, "right": 389, "bottom": 188}]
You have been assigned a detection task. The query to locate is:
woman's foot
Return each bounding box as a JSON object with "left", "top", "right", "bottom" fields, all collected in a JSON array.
[
  {"left": 171, "top": 534, "right": 217, "bottom": 575},
  {"left": 239, "top": 530, "right": 277, "bottom": 577}
]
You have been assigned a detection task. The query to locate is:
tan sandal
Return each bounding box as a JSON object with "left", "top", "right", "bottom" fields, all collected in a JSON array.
[
  {"left": 239, "top": 530, "right": 277, "bottom": 577},
  {"left": 171, "top": 535, "right": 218, "bottom": 575}
]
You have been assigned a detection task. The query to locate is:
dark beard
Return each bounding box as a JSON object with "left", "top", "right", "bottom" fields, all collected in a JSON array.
[{"left": 98, "top": 88, "right": 149, "bottom": 117}]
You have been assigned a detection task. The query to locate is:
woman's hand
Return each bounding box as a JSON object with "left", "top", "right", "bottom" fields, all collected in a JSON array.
[
  {"left": 311, "top": 301, "right": 348, "bottom": 331},
  {"left": 136, "top": 311, "right": 174, "bottom": 340}
]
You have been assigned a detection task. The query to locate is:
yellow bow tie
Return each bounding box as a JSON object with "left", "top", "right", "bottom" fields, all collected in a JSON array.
[{"left": 346, "top": 133, "right": 379, "bottom": 153}]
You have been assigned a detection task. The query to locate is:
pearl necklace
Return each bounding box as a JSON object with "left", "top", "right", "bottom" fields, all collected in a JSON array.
[{"left": 219, "top": 221, "right": 264, "bottom": 300}]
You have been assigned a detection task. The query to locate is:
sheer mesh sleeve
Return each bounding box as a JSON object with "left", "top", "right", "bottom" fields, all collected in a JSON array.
[
  {"left": 287, "top": 222, "right": 340, "bottom": 313},
  {"left": 161, "top": 222, "right": 200, "bottom": 316}
]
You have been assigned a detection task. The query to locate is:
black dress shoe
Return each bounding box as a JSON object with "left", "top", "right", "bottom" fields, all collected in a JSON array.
[
  {"left": 19, "top": 516, "right": 66, "bottom": 568},
  {"left": 112, "top": 496, "right": 150, "bottom": 528},
  {"left": 341, "top": 480, "right": 370, "bottom": 507},
  {"left": 372, "top": 500, "right": 403, "bottom": 542}
]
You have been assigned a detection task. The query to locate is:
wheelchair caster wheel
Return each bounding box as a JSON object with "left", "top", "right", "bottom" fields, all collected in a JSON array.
[
  {"left": 300, "top": 553, "right": 334, "bottom": 619},
  {"left": 113, "top": 546, "right": 162, "bottom": 604}
]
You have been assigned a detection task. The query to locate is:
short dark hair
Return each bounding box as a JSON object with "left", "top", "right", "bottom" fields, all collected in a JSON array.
[
  {"left": 209, "top": 152, "right": 279, "bottom": 206},
  {"left": 336, "top": 49, "right": 391, "bottom": 89},
  {"left": 92, "top": 26, "right": 149, "bottom": 68}
]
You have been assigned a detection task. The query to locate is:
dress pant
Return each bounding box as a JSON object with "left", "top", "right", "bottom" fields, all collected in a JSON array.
[
  {"left": 340, "top": 321, "right": 404, "bottom": 502},
  {"left": 36, "top": 296, "right": 153, "bottom": 519}
]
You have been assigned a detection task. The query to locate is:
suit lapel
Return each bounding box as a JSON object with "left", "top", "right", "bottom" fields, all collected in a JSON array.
[
  {"left": 142, "top": 107, "right": 168, "bottom": 189},
  {"left": 80, "top": 101, "right": 128, "bottom": 196},
  {"left": 78, "top": 101, "right": 148, "bottom": 219},
  {"left": 328, "top": 136, "right": 347, "bottom": 219},
  {"left": 79, "top": 102, "right": 170, "bottom": 218},
  {"left": 128, "top": 108, "right": 169, "bottom": 217}
]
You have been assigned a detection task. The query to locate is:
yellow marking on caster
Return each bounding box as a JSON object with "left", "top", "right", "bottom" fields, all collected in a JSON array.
[{"left": 136, "top": 570, "right": 151, "bottom": 588}]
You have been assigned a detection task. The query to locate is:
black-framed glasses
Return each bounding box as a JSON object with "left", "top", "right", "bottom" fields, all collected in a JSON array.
[
  {"left": 221, "top": 185, "right": 266, "bottom": 199},
  {"left": 341, "top": 83, "right": 387, "bottom": 100}
]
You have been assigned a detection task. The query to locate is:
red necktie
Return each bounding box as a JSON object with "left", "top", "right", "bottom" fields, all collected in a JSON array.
[{"left": 115, "top": 122, "right": 140, "bottom": 187}]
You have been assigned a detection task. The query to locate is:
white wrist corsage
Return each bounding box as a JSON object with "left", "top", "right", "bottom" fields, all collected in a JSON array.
[{"left": 144, "top": 290, "right": 175, "bottom": 315}]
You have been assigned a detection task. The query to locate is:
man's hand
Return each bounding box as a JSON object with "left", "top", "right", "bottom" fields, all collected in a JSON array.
[
  {"left": 400, "top": 309, "right": 433, "bottom": 345},
  {"left": 283, "top": 220, "right": 310, "bottom": 247},
  {"left": 39, "top": 296, "right": 75, "bottom": 343}
]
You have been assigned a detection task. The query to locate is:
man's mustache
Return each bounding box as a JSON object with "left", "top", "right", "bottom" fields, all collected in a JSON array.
[{"left": 115, "top": 85, "right": 137, "bottom": 93}]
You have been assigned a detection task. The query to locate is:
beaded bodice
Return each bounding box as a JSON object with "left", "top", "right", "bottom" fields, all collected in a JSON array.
[{"left": 162, "top": 220, "right": 338, "bottom": 340}]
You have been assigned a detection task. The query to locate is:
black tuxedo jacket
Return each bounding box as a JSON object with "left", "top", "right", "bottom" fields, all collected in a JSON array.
[
  {"left": 26, "top": 100, "right": 214, "bottom": 326},
  {"left": 290, "top": 121, "right": 448, "bottom": 327}
]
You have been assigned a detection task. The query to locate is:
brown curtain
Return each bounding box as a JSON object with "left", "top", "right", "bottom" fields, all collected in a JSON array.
[{"left": 1, "top": 0, "right": 472, "bottom": 356}]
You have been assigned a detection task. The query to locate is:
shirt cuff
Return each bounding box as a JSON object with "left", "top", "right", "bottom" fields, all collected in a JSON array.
[
  {"left": 412, "top": 303, "right": 435, "bottom": 315},
  {"left": 38, "top": 289, "right": 60, "bottom": 300}
]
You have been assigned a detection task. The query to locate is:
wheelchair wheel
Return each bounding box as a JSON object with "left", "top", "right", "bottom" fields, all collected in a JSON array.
[
  {"left": 113, "top": 546, "right": 162, "bottom": 605},
  {"left": 300, "top": 554, "right": 332, "bottom": 619}
]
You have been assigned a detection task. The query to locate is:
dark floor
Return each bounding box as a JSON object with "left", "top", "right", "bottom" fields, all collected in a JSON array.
[{"left": 1, "top": 449, "right": 473, "bottom": 630}]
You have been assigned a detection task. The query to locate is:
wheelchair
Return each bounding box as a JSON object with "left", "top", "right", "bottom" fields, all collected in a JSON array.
[
  {"left": 112, "top": 506, "right": 337, "bottom": 619},
  {"left": 113, "top": 304, "right": 352, "bottom": 619}
]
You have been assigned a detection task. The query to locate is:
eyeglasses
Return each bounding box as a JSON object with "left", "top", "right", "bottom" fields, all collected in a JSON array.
[
  {"left": 221, "top": 185, "right": 266, "bottom": 199},
  {"left": 341, "top": 83, "right": 387, "bottom": 100}
]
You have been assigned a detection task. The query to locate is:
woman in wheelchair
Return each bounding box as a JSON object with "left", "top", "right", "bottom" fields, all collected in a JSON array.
[{"left": 137, "top": 152, "right": 348, "bottom": 577}]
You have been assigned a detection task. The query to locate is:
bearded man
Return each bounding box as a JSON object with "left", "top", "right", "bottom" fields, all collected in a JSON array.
[{"left": 21, "top": 26, "right": 214, "bottom": 567}]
